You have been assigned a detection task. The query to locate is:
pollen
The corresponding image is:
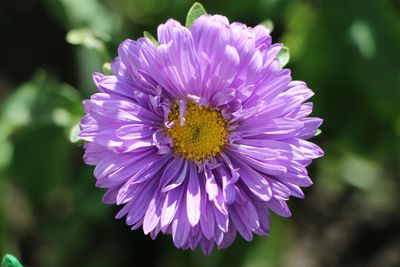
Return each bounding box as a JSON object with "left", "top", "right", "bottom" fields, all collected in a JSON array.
[{"left": 166, "top": 102, "right": 229, "bottom": 161}]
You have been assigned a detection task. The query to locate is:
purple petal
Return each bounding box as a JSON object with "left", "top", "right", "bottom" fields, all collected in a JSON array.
[
  {"left": 143, "top": 192, "right": 164, "bottom": 234},
  {"left": 160, "top": 188, "right": 182, "bottom": 230},
  {"left": 267, "top": 198, "right": 292, "bottom": 217},
  {"left": 233, "top": 157, "right": 272, "bottom": 201},
  {"left": 162, "top": 160, "right": 188, "bottom": 192},
  {"left": 186, "top": 162, "right": 201, "bottom": 226},
  {"left": 172, "top": 198, "right": 191, "bottom": 248},
  {"left": 204, "top": 167, "right": 218, "bottom": 200}
]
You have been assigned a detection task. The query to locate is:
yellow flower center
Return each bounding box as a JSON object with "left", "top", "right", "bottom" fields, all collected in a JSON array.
[{"left": 166, "top": 102, "right": 228, "bottom": 161}]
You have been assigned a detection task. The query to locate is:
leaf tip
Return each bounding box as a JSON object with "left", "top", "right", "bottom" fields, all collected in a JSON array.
[
  {"left": 143, "top": 31, "right": 159, "bottom": 46},
  {"left": 260, "top": 19, "right": 274, "bottom": 33},
  {"left": 185, "top": 2, "right": 207, "bottom": 28},
  {"left": 278, "top": 46, "right": 290, "bottom": 68}
]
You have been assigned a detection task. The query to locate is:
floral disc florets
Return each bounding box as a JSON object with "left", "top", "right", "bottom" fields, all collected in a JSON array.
[{"left": 166, "top": 102, "right": 228, "bottom": 161}]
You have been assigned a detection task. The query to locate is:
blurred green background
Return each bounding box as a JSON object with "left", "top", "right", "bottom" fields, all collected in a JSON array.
[{"left": 1, "top": 0, "right": 400, "bottom": 266}]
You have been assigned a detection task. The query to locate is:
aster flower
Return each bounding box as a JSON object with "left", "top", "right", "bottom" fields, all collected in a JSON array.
[{"left": 80, "top": 5, "right": 323, "bottom": 255}]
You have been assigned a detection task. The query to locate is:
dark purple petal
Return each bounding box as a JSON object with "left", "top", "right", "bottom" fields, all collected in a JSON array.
[{"left": 172, "top": 197, "right": 191, "bottom": 248}]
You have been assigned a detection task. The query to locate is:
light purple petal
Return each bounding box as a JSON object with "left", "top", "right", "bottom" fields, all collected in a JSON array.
[
  {"left": 160, "top": 188, "right": 182, "bottom": 230},
  {"left": 143, "top": 192, "right": 164, "bottom": 234},
  {"left": 187, "top": 162, "right": 201, "bottom": 226}
]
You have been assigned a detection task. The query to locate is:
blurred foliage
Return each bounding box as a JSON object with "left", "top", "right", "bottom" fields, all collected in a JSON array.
[
  {"left": 1, "top": 254, "right": 23, "bottom": 267},
  {"left": 0, "top": 0, "right": 400, "bottom": 267}
]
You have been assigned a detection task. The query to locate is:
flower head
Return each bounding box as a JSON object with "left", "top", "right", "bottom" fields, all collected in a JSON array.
[{"left": 80, "top": 11, "right": 323, "bottom": 255}]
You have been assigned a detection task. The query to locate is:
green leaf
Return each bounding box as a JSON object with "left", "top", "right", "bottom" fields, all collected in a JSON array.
[
  {"left": 260, "top": 19, "right": 274, "bottom": 33},
  {"left": 102, "top": 62, "right": 113, "bottom": 75},
  {"left": 185, "top": 2, "right": 207, "bottom": 28},
  {"left": 69, "top": 122, "right": 82, "bottom": 144},
  {"left": 66, "top": 28, "right": 109, "bottom": 54},
  {"left": 1, "top": 254, "right": 23, "bottom": 267},
  {"left": 143, "top": 31, "right": 159, "bottom": 46},
  {"left": 349, "top": 20, "right": 376, "bottom": 59},
  {"left": 277, "top": 46, "right": 290, "bottom": 68}
]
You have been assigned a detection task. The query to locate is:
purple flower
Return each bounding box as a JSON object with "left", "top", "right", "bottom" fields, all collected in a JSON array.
[{"left": 80, "top": 14, "right": 323, "bottom": 255}]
